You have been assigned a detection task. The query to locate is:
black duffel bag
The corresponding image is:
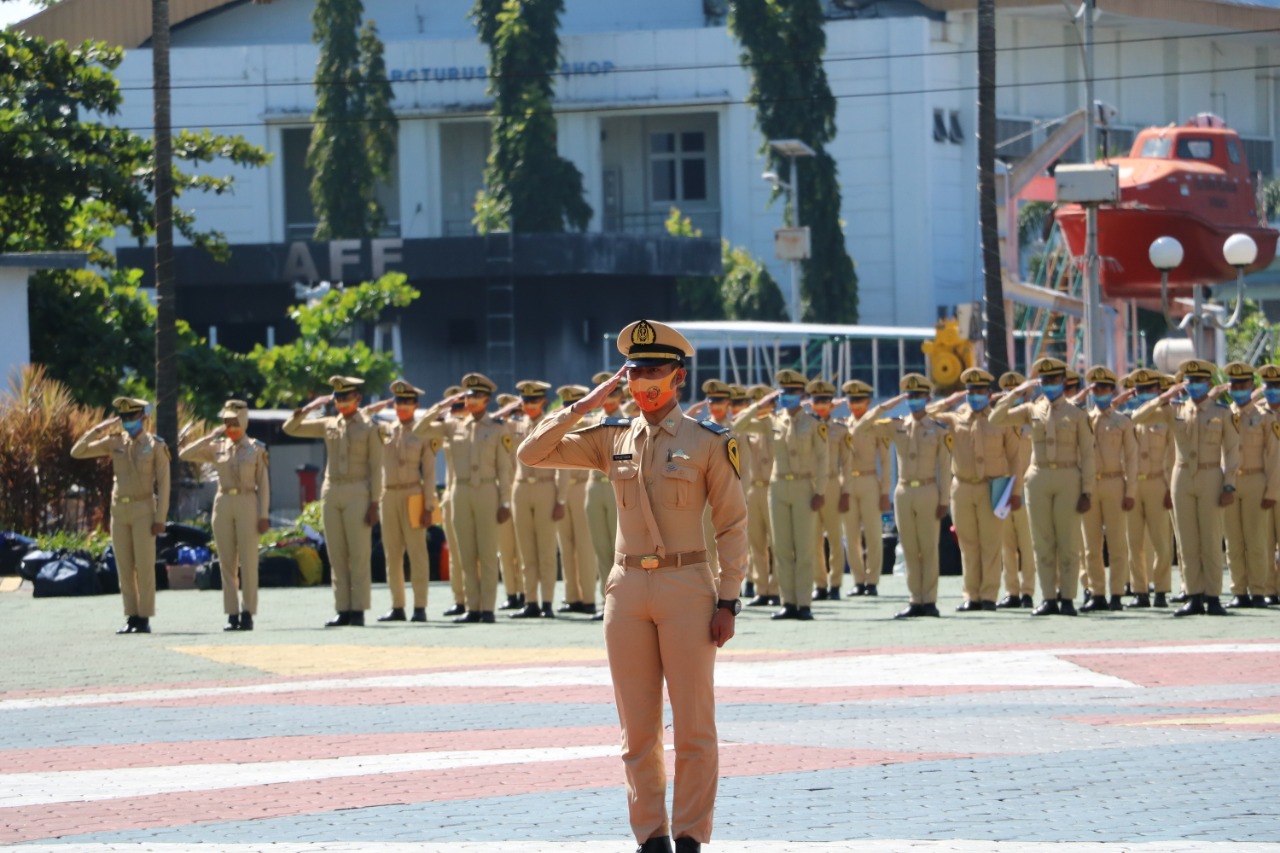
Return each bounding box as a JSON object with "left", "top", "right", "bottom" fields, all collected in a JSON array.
[{"left": 33, "top": 553, "right": 99, "bottom": 598}]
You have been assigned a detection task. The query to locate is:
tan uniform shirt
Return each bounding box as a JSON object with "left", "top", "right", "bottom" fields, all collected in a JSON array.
[
  {"left": 71, "top": 428, "right": 172, "bottom": 523},
  {"left": 1230, "top": 401, "right": 1280, "bottom": 502},
  {"left": 1089, "top": 407, "right": 1139, "bottom": 499},
  {"left": 517, "top": 407, "right": 749, "bottom": 599},
  {"left": 847, "top": 412, "right": 893, "bottom": 496},
  {"left": 378, "top": 419, "right": 439, "bottom": 508},
  {"left": 989, "top": 395, "right": 1097, "bottom": 484},
  {"left": 822, "top": 418, "right": 850, "bottom": 492},
  {"left": 438, "top": 413, "right": 513, "bottom": 494},
  {"left": 739, "top": 414, "right": 774, "bottom": 488},
  {"left": 1132, "top": 397, "right": 1240, "bottom": 488},
  {"left": 931, "top": 406, "right": 1021, "bottom": 489},
  {"left": 178, "top": 434, "right": 270, "bottom": 517},
  {"left": 854, "top": 404, "right": 953, "bottom": 493},
  {"left": 1132, "top": 411, "right": 1175, "bottom": 486},
  {"left": 282, "top": 410, "right": 384, "bottom": 497},
  {"left": 732, "top": 404, "right": 829, "bottom": 497}
]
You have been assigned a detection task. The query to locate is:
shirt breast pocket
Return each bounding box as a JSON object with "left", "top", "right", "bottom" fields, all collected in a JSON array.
[
  {"left": 610, "top": 464, "right": 638, "bottom": 509},
  {"left": 659, "top": 464, "right": 699, "bottom": 509},
  {"left": 1031, "top": 422, "right": 1047, "bottom": 442}
]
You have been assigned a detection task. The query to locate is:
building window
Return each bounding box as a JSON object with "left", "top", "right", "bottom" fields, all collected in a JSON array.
[
  {"left": 933, "top": 109, "right": 948, "bottom": 143},
  {"left": 281, "top": 126, "right": 401, "bottom": 240},
  {"left": 650, "top": 131, "right": 708, "bottom": 203},
  {"left": 1241, "top": 137, "right": 1275, "bottom": 177}
]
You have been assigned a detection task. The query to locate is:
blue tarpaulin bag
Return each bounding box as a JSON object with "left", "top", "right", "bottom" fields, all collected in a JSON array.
[{"left": 33, "top": 555, "right": 99, "bottom": 598}]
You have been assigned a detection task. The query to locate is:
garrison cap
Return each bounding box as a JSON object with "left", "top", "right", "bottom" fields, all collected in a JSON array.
[
  {"left": 701, "top": 379, "right": 731, "bottom": 398},
  {"left": 1224, "top": 361, "right": 1257, "bottom": 382},
  {"left": 557, "top": 384, "right": 589, "bottom": 403},
  {"left": 842, "top": 379, "right": 874, "bottom": 397},
  {"left": 390, "top": 379, "right": 425, "bottom": 398},
  {"left": 496, "top": 393, "right": 519, "bottom": 407},
  {"left": 997, "top": 371, "right": 1026, "bottom": 391},
  {"left": 1178, "top": 359, "right": 1216, "bottom": 379},
  {"left": 328, "top": 375, "right": 364, "bottom": 394},
  {"left": 1031, "top": 357, "right": 1067, "bottom": 379},
  {"left": 806, "top": 379, "right": 837, "bottom": 397},
  {"left": 900, "top": 373, "right": 933, "bottom": 393},
  {"left": 461, "top": 373, "right": 497, "bottom": 396},
  {"left": 516, "top": 379, "right": 552, "bottom": 398},
  {"left": 748, "top": 384, "right": 773, "bottom": 402},
  {"left": 617, "top": 319, "right": 693, "bottom": 367},
  {"left": 728, "top": 384, "right": 749, "bottom": 401},
  {"left": 218, "top": 399, "right": 249, "bottom": 419},
  {"left": 961, "top": 367, "right": 994, "bottom": 387},
  {"left": 1259, "top": 364, "right": 1280, "bottom": 383},
  {"left": 1085, "top": 365, "right": 1118, "bottom": 386},
  {"left": 113, "top": 396, "right": 149, "bottom": 417},
  {"left": 775, "top": 368, "right": 809, "bottom": 389}
]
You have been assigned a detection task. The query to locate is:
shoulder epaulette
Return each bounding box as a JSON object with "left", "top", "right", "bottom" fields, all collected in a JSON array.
[
  {"left": 876, "top": 417, "right": 893, "bottom": 425},
  {"left": 698, "top": 418, "right": 730, "bottom": 435},
  {"left": 491, "top": 417, "right": 505, "bottom": 425},
  {"left": 1216, "top": 400, "right": 1230, "bottom": 408},
  {"left": 153, "top": 434, "right": 166, "bottom": 443},
  {"left": 603, "top": 416, "right": 633, "bottom": 427}
]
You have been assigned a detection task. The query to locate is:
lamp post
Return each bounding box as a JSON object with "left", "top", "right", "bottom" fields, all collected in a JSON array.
[
  {"left": 766, "top": 139, "right": 815, "bottom": 323},
  {"left": 1150, "top": 233, "right": 1255, "bottom": 358}
]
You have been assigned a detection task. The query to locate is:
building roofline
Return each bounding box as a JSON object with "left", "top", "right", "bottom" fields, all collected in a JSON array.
[
  {"left": 10, "top": 0, "right": 249, "bottom": 49},
  {"left": 920, "top": 0, "right": 1280, "bottom": 30}
]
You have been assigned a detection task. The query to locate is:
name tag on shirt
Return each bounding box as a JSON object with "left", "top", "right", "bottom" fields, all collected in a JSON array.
[{"left": 612, "top": 454, "right": 633, "bottom": 461}]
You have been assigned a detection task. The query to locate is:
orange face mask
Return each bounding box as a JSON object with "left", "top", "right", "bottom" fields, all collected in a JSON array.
[
  {"left": 630, "top": 371, "right": 682, "bottom": 412},
  {"left": 464, "top": 397, "right": 488, "bottom": 416},
  {"left": 335, "top": 401, "right": 358, "bottom": 417},
  {"left": 849, "top": 399, "right": 870, "bottom": 418},
  {"left": 395, "top": 401, "right": 417, "bottom": 423},
  {"left": 224, "top": 427, "right": 244, "bottom": 442},
  {"left": 811, "top": 402, "right": 833, "bottom": 417},
  {"left": 602, "top": 399, "right": 621, "bottom": 415},
  {"left": 523, "top": 403, "right": 545, "bottom": 419},
  {"left": 708, "top": 401, "right": 729, "bottom": 420}
]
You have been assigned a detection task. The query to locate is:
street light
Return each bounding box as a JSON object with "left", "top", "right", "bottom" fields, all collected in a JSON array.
[
  {"left": 1148, "top": 236, "right": 1183, "bottom": 329},
  {"left": 1151, "top": 232, "right": 1255, "bottom": 358},
  {"left": 766, "top": 139, "right": 815, "bottom": 323}
]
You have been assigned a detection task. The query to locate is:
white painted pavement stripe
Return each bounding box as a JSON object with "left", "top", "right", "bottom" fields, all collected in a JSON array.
[
  {"left": 0, "top": 745, "right": 623, "bottom": 808},
  {"left": 11, "top": 843, "right": 1280, "bottom": 852}
]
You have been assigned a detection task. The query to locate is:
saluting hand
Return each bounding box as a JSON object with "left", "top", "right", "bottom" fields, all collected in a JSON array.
[
  {"left": 1013, "top": 379, "right": 1040, "bottom": 398},
  {"left": 1209, "top": 383, "right": 1230, "bottom": 400},
  {"left": 686, "top": 400, "right": 709, "bottom": 415},
  {"left": 96, "top": 416, "right": 121, "bottom": 431},
  {"left": 302, "top": 394, "right": 334, "bottom": 413},
  {"left": 364, "top": 399, "right": 393, "bottom": 414},
  {"left": 943, "top": 390, "right": 966, "bottom": 408},
  {"left": 572, "top": 368, "right": 627, "bottom": 414},
  {"left": 1113, "top": 388, "right": 1137, "bottom": 407}
]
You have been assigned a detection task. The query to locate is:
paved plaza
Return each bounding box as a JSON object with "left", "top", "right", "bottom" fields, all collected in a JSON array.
[{"left": 3, "top": 571, "right": 1280, "bottom": 852}]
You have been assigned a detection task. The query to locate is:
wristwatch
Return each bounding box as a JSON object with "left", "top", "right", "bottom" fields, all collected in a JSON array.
[
  {"left": 1223, "top": 485, "right": 1236, "bottom": 493},
  {"left": 717, "top": 598, "right": 742, "bottom": 615}
]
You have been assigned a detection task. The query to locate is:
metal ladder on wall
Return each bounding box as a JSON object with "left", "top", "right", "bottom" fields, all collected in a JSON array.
[
  {"left": 1018, "top": 223, "right": 1083, "bottom": 366},
  {"left": 485, "top": 230, "right": 516, "bottom": 394}
]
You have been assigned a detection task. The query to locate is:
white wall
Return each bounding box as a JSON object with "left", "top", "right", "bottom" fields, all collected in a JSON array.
[{"left": 0, "top": 268, "right": 31, "bottom": 389}]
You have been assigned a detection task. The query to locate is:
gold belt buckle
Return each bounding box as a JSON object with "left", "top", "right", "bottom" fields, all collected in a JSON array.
[
  {"left": 783, "top": 474, "right": 796, "bottom": 481},
  {"left": 640, "top": 555, "right": 660, "bottom": 570},
  {"left": 908, "top": 480, "right": 921, "bottom": 487},
  {"left": 117, "top": 496, "right": 131, "bottom": 504}
]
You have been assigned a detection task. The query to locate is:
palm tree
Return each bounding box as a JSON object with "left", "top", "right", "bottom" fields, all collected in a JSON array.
[
  {"left": 152, "top": 0, "right": 178, "bottom": 509},
  {"left": 977, "top": 0, "right": 1009, "bottom": 375}
]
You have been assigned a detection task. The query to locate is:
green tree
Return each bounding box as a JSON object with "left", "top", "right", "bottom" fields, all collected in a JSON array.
[
  {"left": 729, "top": 0, "right": 857, "bottom": 323},
  {"left": 666, "top": 208, "right": 786, "bottom": 321},
  {"left": 470, "top": 0, "right": 591, "bottom": 233},
  {"left": 308, "top": 0, "right": 398, "bottom": 240}
]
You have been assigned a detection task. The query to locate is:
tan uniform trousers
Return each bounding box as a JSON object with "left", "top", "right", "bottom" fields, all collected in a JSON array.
[
  {"left": 381, "top": 488, "right": 430, "bottom": 610},
  {"left": 112, "top": 499, "right": 158, "bottom": 618},
  {"left": 1266, "top": 501, "right": 1280, "bottom": 597},
  {"left": 896, "top": 481, "right": 941, "bottom": 605},
  {"left": 514, "top": 479, "right": 559, "bottom": 604},
  {"left": 1024, "top": 467, "right": 1083, "bottom": 601},
  {"left": 558, "top": 479, "right": 597, "bottom": 605},
  {"left": 213, "top": 493, "right": 260, "bottom": 615},
  {"left": 586, "top": 474, "right": 617, "bottom": 600},
  {"left": 746, "top": 482, "right": 776, "bottom": 596},
  {"left": 322, "top": 481, "right": 373, "bottom": 612},
  {"left": 498, "top": 516, "right": 522, "bottom": 600},
  {"left": 1001, "top": 505, "right": 1035, "bottom": 597},
  {"left": 604, "top": 559, "right": 719, "bottom": 845},
  {"left": 1224, "top": 470, "right": 1269, "bottom": 597},
  {"left": 1127, "top": 478, "right": 1173, "bottom": 593},
  {"left": 769, "top": 478, "right": 820, "bottom": 607},
  {"left": 1082, "top": 475, "right": 1130, "bottom": 597},
  {"left": 843, "top": 475, "right": 883, "bottom": 587},
  {"left": 1171, "top": 467, "right": 1225, "bottom": 597},
  {"left": 952, "top": 480, "right": 1004, "bottom": 603},
  {"left": 450, "top": 481, "right": 500, "bottom": 612},
  {"left": 442, "top": 498, "right": 464, "bottom": 605},
  {"left": 814, "top": 475, "right": 846, "bottom": 590}
]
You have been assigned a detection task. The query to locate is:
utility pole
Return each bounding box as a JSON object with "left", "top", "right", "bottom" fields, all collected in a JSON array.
[
  {"left": 1080, "top": 0, "right": 1103, "bottom": 368},
  {"left": 152, "top": 0, "right": 178, "bottom": 511}
]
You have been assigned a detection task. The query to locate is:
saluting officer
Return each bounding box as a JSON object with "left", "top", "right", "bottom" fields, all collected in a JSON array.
[
  {"left": 808, "top": 379, "right": 849, "bottom": 600},
  {"left": 1131, "top": 359, "right": 1239, "bottom": 617},
  {"left": 439, "top": 384, "right": 468, "bottom": 616},
  {"left": 489, "top": 392, "right": 525, "bottom": 611},
  {"left": 1077, "top": 366, "right": 1138, "bottom": 613},
  {"left": 178, "top": 400, "right": 270, "bottom": 631},
  {"left": 690, "top": 379, "right": 734, "bottom": 576},
  {"left": 855, "top": 374, "right": 952, "bottom": 618},
  {"left": 554, "top": 384, "right": 600, "bottom": 615},
  {"left": 1221, "top": 362, "right": 1280, "bottom": 608},
  {"left": 995, "top": 371, "right": 1036, "bottom": 608},
  {"left": 517, "top": 319, "right": 747, "bottom": 853},
  {"left": 733, "top": 369, "right": 828, "bottom": 621},
  {"left": 741, "top": 384, "right": 779, "bottom": 606},
  {"left": 584, "top": 371, "right": 625, "bottom": 621},
  {"left": 842, "top": 379, "right": 891, "bottom": 597},
  {"left": 930, "top": 368, "right": 1022, "bottom": 611},
  {"left": 72, "top": 397, "right": 171, "bottom": 634},
  {"left": 989, "top": 357, "right": 1095, "bottom": 616},
  {"left": 1256, "top": 364, "right": 1280, "bottom": 605},
  {"left": 1120, "top": 369, "right": 1175, "bottom": 608},
  {"left": 283, "top": 376, "right": 383, "bottom": 627},
  {"left": 510, "top": 380, "right": 561, "bottom": 619}
]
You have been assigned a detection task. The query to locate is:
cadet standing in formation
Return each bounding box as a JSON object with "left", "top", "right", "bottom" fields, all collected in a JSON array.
[
  {"left": 517, "top": 319, "right": 747, "bottom": 853},
  {"left": 510, "top": 380, "right": 560, "bottom": 619},
  {"left": 740, "top": 384, "right": 778, "bottom": 606},
  {"left": 1078, "top": 366, "right": 1138, "bottom": 612},
  {"left": 854, "top": 374, "right": 952, "bottom": 618},
  {"left": 177, "top": 399, "right": 270, "bottom": 631},
  {"left": 842, "top": 379, "right": 891, "bottom": 596},
  {"left": 284, "top": 376, "right": 383, "bottom": 627},
  {"left": 1220, "top": 362, "right": 1279, "bottom": 607},
  {"left": 1259, "top": 365, "right": 1280, "bottom": 605},
  {"left": 494, "top": 392, "right": 525, "bottom": 611},
  {"left": 996, "top": 371, "right": 1036, "bottom": 608},
  {"left": 555, "top": 384, "right": 599, "bottom": 614},
  {"left": 693, "top": 379, "right": 735, "bottom": 576},
  {"left": 72, "top": 397, "right": 171, "bottom": 634},
  {"left": 583, "top": 371, "right": 624, "bottom": 621},
  {"left": 733, "top": 369, "right": 827, "bottom": 621},
  {"left": 436, "top": 385, "right": 468, "bottom": 616},
  {"left": 808, "top": 379, "right": 849, "bottom": 600},
  {"left": 1120, "top": 368, "right": 1174, "bottom": 608}
]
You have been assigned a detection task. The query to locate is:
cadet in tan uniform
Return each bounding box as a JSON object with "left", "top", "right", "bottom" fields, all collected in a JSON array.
[
  {"left": 930, "top": 368, "right": 1022, "bottom": 611},
  {"left": 1221, "top": 362, "right": 1280, "bottom": 608},
  {"left": 1256, "top": 365, "right": 1280, "bottom": 606},
  {"left": 854, "top": 374, "right": 952, "bottom": 618},
  {"left": 733, "top": 369, "right": 828, "bottom": 621},
  {"left": 741, "top": 384, "right": 779, "bottom": 606},
  {"left": 1119, "top": 369, "right": 1174, "bottom": 608},
  {"left": 72, "top": 397, "right": 171, "bottom": 634},
  {"left": 283, "top": 376, "right": 384, "bottom": 627},
  {"left": 510, "top": 380, "right": 561, "bottom": 619},
  {"left": 553, "top": 384, "right": 599, "bottom": 615},
  {"left": 517, "top": 319, "right": 747, "bottom": 853},
  {"left": 178, "top": 400, "right": 270, "bottom": 631},
  {"left": 439, "top": 385, "right": 468, "bottom": 616},
  {"left": 989, "top": 358, "right": 1095, "bottom": 616},
  {"left": 808, "top": 379, "right": 849, "bottom": 600},
  {"left": 1077, "top": 366, "right": 1138, "bottom": 612},
  {"left": 494, "top": 392, "right": 525, "bottom": 610},
  {"left": 1132, "top": 359, "right": 1239, "bottom": 617},
  {"left": 995, "top": 371, "right": 1036, "bottom": 608},
  {"left": 842, "top": 379, "right": 891, "bottom": 597},
  {"left": 688, "top": 379, "right": 734, "bottom": 576},
  {"left": 584, "top": 372, "right": 624, "bottom": 621}
]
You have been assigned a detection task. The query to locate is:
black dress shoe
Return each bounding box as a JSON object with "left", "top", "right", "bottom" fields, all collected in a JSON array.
[
  {"left": 1124, "top": 583, "right": 1132, "bottom": 596},
  {"left": 920, "top": 603, "right": 941, "bottom": 617},
  {"left": 853, "top": 583, "right": 867, "bottom": 595},
  {"left": 592, "top": 610, "right": 604, "bottom": 621},
  {"left": 1204, "top": 596, "right": 1230, "bottom": 616},
  {"left": 410, "top": 608, "right": 427, "bottom": 622},
  {"left": 955, "top": 599, "right": 983, "bottom": 612},
  {"left": 828, "top": 587, "right": 841, "bottom": 600},
  {"left": 864, "top": 584, "right": 878, "bottom": 596},
  {"left": 453, "top": 611, "right": 482, "bottom": 624},
  {"left": 223, "top": 614, "right": 241, "bottom": 632},
  {"left": 1252, "top": 595, "right": 1270, "bottom": 609},
  {"left": 1031, "top": 599, "right": 1060, "bottom": 617},
  {"left": 557, "top": 602, "right": 577, "bottom": 613},
  {"left": 239, "top": 611, "right": 253, "bottom": 631},
  {"left": 116, "top": 615, "right": 139, "bottom": 635},
  {"left": 796, "top": 606, "right": 814, "bottom": 621},
  {"left": 771, "top": 604, "right": 798, "bottom": 620},
  {"left": 743, "top": 581, "right": 755, "bottom": 598},
  {"left": 996, "top": 594, "right": 1021, "bottom": 609},
  {"left": 1108, "top": 595, "right": 1123, "bottom": 611},
  {"left": 479, "top": 611, "right": 496, "bottom": 623},
  {"left": 813, "top": 587, "right": 829, "bottom": 601},
  {"left": 325, "top": 612, "right": 350, "bottom": 627},
  {"left": 637, "top": 836, "right": 673, "bottom": 853},
  {"left": 498, "top": 594, "right": 522, "bottom": 611},
  {"left": 134, "top": 617, "right": 151, "bottom": 633},
  {"left": 981, "top": 600, "right": 997, "bottom": 611},
  {"left": 378, "top": 608, "right": 407, "bottom": 622},
  {"left": 1020, "top": 594, "right": 1034, "bottom": 608},
  {"left": 1174, "top": 594, "right": 1205, "bottom": 617},
  {"left": 1125, "top": 594, "right": 1151, "bottom": 609},
  {"left": 509, "top": 603, "right": 541, "bottom": 619},
  {"left": 768, "top": 595, "right": 781, "bottom": 606},
  {"left": 1058, "top": 599, "right": 1077, "bottom": 616},
  {"left": 1265, "top": 595, "right": 1280, "bottom": 607},
  {"left": 1153, "top": 592, "right": 1169, "bottom": 608},
  {"left": 1080, "top": 595, "right": 1109, "bottom": 613},
  {"left": 348, "top": 611, "right": 365, "bottom": 626},
  {"left": 895, "top": 603, "right": 925, "bottom": 619},
  {"left": 1228, "top": 595, "right": 1252, "bottom": 609},
  {"left": 1169, "top": 592, "right": 1189, "bottom": 604},
  {"left": 746, "top": 595, "right": 772, "bottom": 606},
  {"left": 674, "top": 838, "right": 701, "bottom": 853},
  {"left": 442, "top": 603, "right": 465, "bottom": 617},
  {"left": 541, "top": 602, "right": 555, "bottom": 618},
  {"left": 581, "top": 603, "right": 597, "bottom": 614}
]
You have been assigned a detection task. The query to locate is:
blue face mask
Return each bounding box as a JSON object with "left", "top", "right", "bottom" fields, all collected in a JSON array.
[
  {"left": 1040, "top": 382, "right": 1064, "bottom": 401},
  {"left": 966, "top": 393, "right": 989, "bottom": 412},
  {"left": 1092, "top": 394, "right": 1113, "bottom": 410},
  {"left": 122, "top": 419, "right": 143, "bottom": 436},
  {"left": 906, "top": 397, "right": 928, "bottom": 414},
  {"left": 1230, "top": 389, "right": 1253, "bottom": 407},
  {"left": 1265, "top": 388, "right": 1280, "bottom": 406},
  {"left": 778, "top": 392, "right": 802, "bottom": 410},
  {"left": 1186, "top": 381, "right": 1209, "bottom": 401}
]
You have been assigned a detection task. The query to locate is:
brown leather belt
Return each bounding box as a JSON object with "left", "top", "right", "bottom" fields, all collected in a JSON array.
[
  {"left": 1136, "top": 473, "right": 1163, "bottom": 481},
  {"left": 1238, "top": 467, "right": 1265, "bottom": 476},
  {"left": 1096, "top": 471, "right": 1124, "bottom": 480},
  {"left": 904, "top": 478, "right": 936, "bottom": 487},
  {"left": 383, "top": 482, "right": 421, "bottom": 491},
  {"left": 1197, "top": 463, "right": 1221, "bottom": 470},
  {"left": 849, "top": 470, "right": 875, "bottom": 478},
  {"left": 616, "top": 550, "right": 708, "bottom": 570}
]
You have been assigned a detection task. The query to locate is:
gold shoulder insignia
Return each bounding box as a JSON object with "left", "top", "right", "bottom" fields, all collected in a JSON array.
[
  {"left": 944, "top": 433, "right": 954, "bottom": 451},
  {"left": 875, "top": 418, "right": 892, "bottom": 426},
  {"left": 844, "top": 431, "right": 853, "bottom": 449},
  {"left": 1272, "top": 421, "right": 1280, "bottom": 441},
  {"left": 817, "top": 422, "right": 828, "bottom": 442},
  {"left": 501, "top": 433, "right": 513, "bottom": 452},
  {"left": 726, "top": 436, "right": 741, "bottom": 479},
  {"left": 430, "top": 438, "right": 443, "bottom": 454}
]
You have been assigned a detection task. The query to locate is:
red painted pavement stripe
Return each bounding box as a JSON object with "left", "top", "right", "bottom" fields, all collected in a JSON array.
[{"left": 1061, "top": 652, "right": 1280, "bottom": 688}]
